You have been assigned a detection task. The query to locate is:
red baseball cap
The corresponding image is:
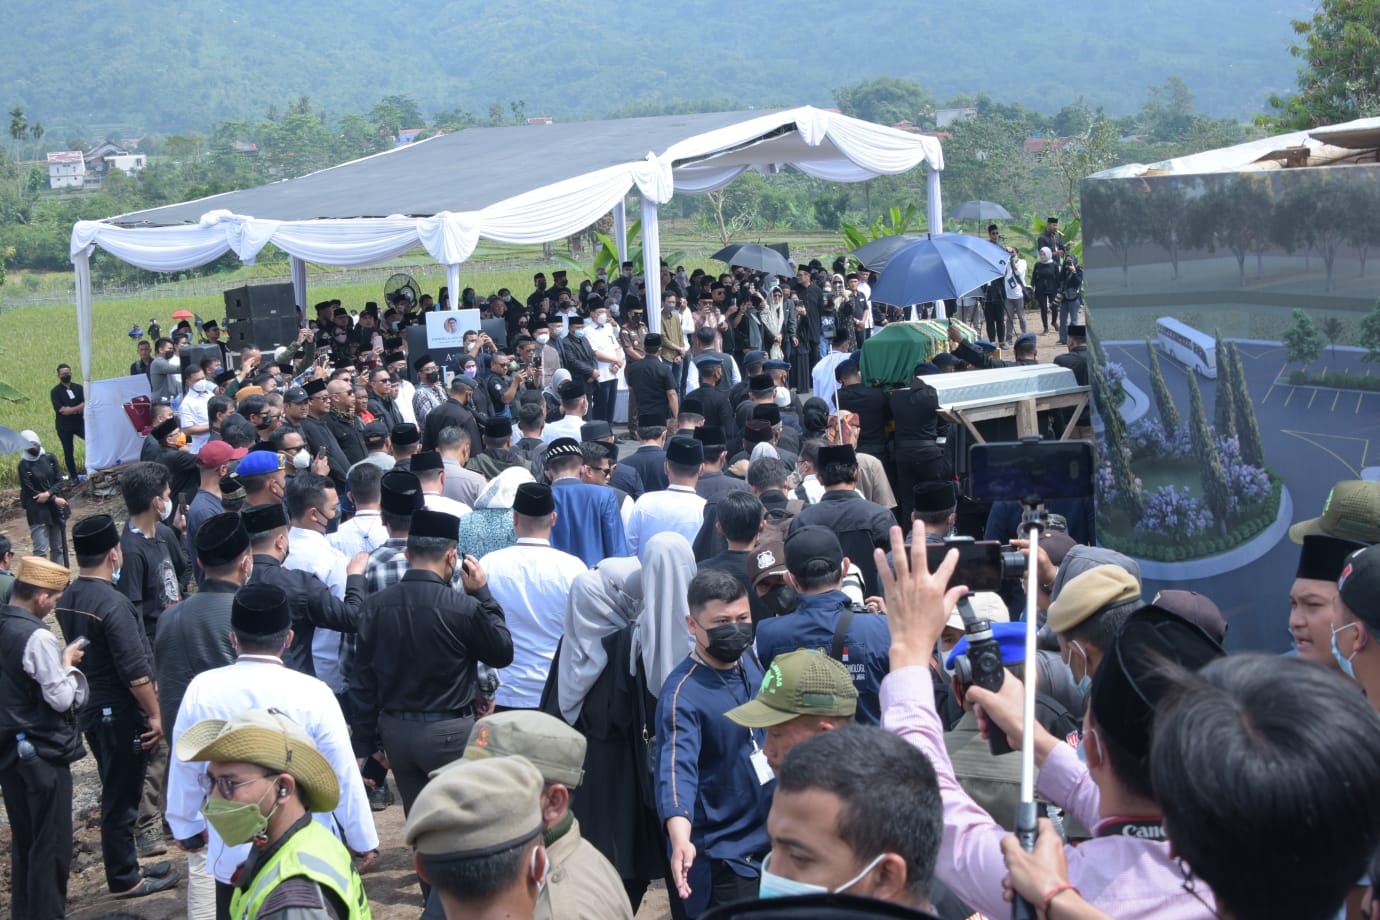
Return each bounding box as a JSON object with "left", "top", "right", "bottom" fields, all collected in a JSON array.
[{"left": 197, "top": 440, "right": 248, "bottom": 469}]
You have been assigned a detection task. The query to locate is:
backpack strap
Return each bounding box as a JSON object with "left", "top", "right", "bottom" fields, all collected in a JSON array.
[{"left": 830, "top": 606, "right": 858, "bottom": 662}]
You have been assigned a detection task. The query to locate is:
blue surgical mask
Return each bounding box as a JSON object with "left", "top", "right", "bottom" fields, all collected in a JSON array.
[
  {"left": 759, "top": 852, "right": 886, "bottom": 899},
  {"left": 1075, "top": 674, "right": 1092, "bottom": 696},
  {"left": 1064, "top": 639, "right": 1091, "bottom": 696},
  {"left": 1332, "top": 622, "right": 1360, "bottom": 679}
]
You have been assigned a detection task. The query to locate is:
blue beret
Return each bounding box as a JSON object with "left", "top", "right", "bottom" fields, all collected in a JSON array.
[
  {"left": 975, "top": 340, "right": 997, "bottom": 355},
  {"left": 1015, "top": 333, "right": 1037, "bottom": 348},
  {"left": 235, "top": 450, "right": 285, "bottom": 477},
  {"left": 763, "top": 359, "right": 791, "bottom": 372},
  {"left": 946, "top": 622, "right": 1031, "bottom": 669},
  {"left": 932, "top": 353, "right": 961, "bottom": 368},
  {"left": 744, "top": 350, "right": 767, "bottom": 367},
  {"left": 694, "top": 354, "right": 721, "bottom": 368}
]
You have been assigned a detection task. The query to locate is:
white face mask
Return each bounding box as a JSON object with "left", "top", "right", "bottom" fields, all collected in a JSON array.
[
  {"left": 758, "top": 852, "right": 886, "bottom": 899},
  {"left": 293, "top": 449, "right": 311, "bottom": 470},
  {"left": 159, "top": 496, "right": 175, "bottom": 521},
  {"left": 536, "top": 333, "right": 550, "bottom": 345}
]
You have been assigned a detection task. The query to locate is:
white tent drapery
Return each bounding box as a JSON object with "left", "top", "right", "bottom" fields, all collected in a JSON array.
[{"left": 70, "top": 106, "right": 944, "bottom": 378}]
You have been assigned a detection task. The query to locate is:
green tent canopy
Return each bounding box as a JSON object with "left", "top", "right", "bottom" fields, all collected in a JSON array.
[{"left": 859, "top": 320, "right": 977, "bottom": 388}]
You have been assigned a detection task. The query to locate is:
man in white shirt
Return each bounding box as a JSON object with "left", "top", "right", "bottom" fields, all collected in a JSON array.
[
  {"left": 626, "top": 436, "right": 707, "bottom": 560},
  {"left": 179, "top": 371, "right": 215, "bottom": 455},
  {"left": 329, "top": 463, "right": 389, "bottom": 558},
  {"left": 542, "top": 379, "right": 589, "bottom": 445},
  {"left": 479, "top": 483, "right": 587, "bottom": 709},
  {"left": 282, "top": 473, "right": 350, "bottom": 694},
  {"left": 167, "top": 583, "right": 378, "bottom": 918},
  {"left": 585, "top": 302, "right": 624, "bottom": 427},
  {"left": 811, "top": 329, "right": 855, "bottom": 406},
  {"left": 411, "top": 449, "right": 472, "bottom": 520}
]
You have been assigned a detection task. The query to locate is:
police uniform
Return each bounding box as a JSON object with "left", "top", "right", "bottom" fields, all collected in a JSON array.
[
  {"left": 0, "top": 557, "right": 87, "bottom": 920},
  {"left": 348, "top": 508, "right": 514, "bottom": 813},
  {"left": 419, "top": 711, "right": 635, "bottom": 920}
]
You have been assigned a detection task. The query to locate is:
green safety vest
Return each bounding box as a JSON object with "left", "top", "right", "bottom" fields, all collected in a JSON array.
[{"left": 231, "top": 820, "right": 371, "bottom": 920}]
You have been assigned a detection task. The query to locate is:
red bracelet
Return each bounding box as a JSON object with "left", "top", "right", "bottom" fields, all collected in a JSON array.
[{"left": 1041, "top": 883, "right": 1080, "bottom": 917}]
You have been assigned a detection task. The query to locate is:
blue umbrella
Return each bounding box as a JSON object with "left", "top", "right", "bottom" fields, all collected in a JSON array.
[
  {"left": 850, "top": 234, "right": 921, "bottom": 272},
  {"left": 868, "top": 234, "right": 1009, "bottom": 306}
]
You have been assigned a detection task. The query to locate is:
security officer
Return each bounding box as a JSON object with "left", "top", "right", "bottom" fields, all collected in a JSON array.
[
  {"left": 657, "top": 569, "right": 772, "bottom": 916},
  {"left": 55, "top": 515, "right": 175, "bottom": 899},
  {"left": 419, "top": 711, "right": 634, "bottom": 920},
  {"left": 889, "top": 367, "right": 951, "bottom": 522},
  {"left": 949, "top": 324, "right": 1041, "bottom": 369},
  {"left": 242, "top": 502, "right": 367, "bottom": 679},
  {"left": 689, "top": 355, "right": 736, "bottom": 440},
  {"left": 349, "top": 508, "right": 514, "bottom": 815},
  {"left": 1054, "top": 323, "right": 1090, "bottom": 385},
  {"left": 0, "top": 556, "right": 87, "bottom": 920},
  {"left": 835, "top": 361, "right": 890, "bottom": 462},
  {"left": 787, "top": 445, "right": 895, "bottom": 596},
  {"left": 754, "top": 527, "right": 891, "bottom": 724}
]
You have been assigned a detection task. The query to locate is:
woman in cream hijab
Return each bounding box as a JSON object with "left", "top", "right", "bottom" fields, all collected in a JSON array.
[{"left": 455, "top": 465, "right": 532, "bottom": 558}]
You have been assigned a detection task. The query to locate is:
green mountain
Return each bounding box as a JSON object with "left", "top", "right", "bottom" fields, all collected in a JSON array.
[{"left": 6, "top": 0, "right": 1309, "bottom": 137}]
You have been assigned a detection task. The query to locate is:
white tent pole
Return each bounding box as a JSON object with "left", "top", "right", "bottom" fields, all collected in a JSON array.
[
  {"left": 928, "top": 168, "right": 944, "bottom": 234},
  {"left": 613, "top": 199, "right": 628, "bottom": 268},
  {"left": 290, "top": 256, "right": 307, "bottom": 314},
  {"left": 446, "top": 264, "right": 461, "bottom": 311},
  {"left": 640, "top": 198, "right": 662, "bottom": 334},
  {"left": 74, "top": 249, "right": 94, "bottom": 380}
]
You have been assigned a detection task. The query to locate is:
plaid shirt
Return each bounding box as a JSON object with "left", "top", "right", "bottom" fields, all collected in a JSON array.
[
  {"left": 359, "top": 538, "right": 500, "bottom": 697},
  {"left": 412, "top": 384, "right": 448, "bottom": 425}
]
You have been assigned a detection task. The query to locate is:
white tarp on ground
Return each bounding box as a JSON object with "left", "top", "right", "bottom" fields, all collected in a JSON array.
[
  {"left": 83, "top": 375, "right": 151, "bottom": 470},
  {"left": 69, "top": 106, "right": 945, "bottom": 378}
]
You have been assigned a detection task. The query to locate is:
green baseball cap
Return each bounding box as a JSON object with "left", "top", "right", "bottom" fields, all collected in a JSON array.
[
  {"left": 725, "top": 649, "right": 858, "bottom": 728},
  {"left": 1289, "top": 480, "right": 1380, "bottom": 544}
]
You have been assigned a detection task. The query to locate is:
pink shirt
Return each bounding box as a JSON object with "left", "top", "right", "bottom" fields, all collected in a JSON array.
[{"left": 880, "top": 666, "right": 1215, "bottom": 919}]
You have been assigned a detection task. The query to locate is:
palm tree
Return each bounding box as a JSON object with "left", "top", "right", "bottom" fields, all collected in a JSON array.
[{"left": 8, "top": 107, "right": 27, "bottom": 144}]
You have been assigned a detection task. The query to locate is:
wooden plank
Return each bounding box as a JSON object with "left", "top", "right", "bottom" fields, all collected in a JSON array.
[
  {"left": 1059, "top": 393, "right": 1090, "bottom": 440},
  {"left": 1015, "top": 398, "right": 1039, "bottom": 437}
]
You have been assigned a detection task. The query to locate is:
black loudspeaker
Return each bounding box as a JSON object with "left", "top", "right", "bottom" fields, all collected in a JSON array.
[
  {"left": 223, "top": 283, "right": 295, "bottom": 321},
  {"left": 223, "top": 283, "right": 300, "bottom": 352}
]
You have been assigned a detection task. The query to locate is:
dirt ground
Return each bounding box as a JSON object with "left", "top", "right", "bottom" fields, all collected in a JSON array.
[{"left": 0, "top": 327, "right": 1074, "bottom": 917}]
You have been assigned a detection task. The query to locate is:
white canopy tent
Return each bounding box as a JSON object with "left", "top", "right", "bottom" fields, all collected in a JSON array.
[{"left": 70, "top": 106, "right": 944, "bottom": 378}]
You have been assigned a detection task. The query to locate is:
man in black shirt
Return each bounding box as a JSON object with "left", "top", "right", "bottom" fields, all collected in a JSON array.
[
  {"left": 697, "top": 491, "right": 769, "bottom": 623},
  {"left": 423, "top": 375, "right": 481, "bottom": 455},
  {"left": 623, "top": 333, "right": 679, "bottom": 432},
  {"left": 791, "top": 267, "right": 823, "bottom": 392},
  {"left": 349, "top": 508, "right": 513, "bottom": 814},
  {"left": 242, "top": 502, "right": 366, "bottom": 679},
  {"left": 131, "top": 339, "right": 154, "bottom": 377},
  {"left": 889, "top": 369, "right": 951, "bottom": 522},
  {"left": 115, "top": 462, "right": 187, "bottom": 651},
  {"left": 57, "top": 514, "right": 176, "bottom": 898},
  {"left": 836, "top": 361, "right": 891, "bottom": 461},
  {"left": 689, "top": 355, "right": 735, "bottom": 441},
  {"left": 50, "top": 363, "right": 85, "bottom": 480}
]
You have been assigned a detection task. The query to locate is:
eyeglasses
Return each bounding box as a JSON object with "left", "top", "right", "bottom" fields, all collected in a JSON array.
[
  {"left": 199, "top": 770, "right": 276, "bottom": 799},
  {"left": 586, "top": 465, "right": 612, "bottom": 477}
]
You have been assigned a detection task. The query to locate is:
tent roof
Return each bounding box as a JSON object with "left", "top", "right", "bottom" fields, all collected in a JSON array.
[
  {"left": 112, "top": 109, "right": 779, "bottom": 226},
  {"left": 110, "top": 107, "right": 941, "bottom": 226}
]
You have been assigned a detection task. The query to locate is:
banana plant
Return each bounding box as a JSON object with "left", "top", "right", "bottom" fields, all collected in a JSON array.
[
  {"left": 552, "top": 219, "right": 686, "bottom": 279},
  {"left": 839, "top": 204, "right": 925, "bottom": 251}
]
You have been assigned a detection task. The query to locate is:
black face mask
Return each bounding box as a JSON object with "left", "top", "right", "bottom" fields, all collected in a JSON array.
[
  {"left": 59, "top": 374, "right": 72, "bottom": 383},
  {"left": 760, "top": 584, "right": 799, "bottom": 618},
  {"left": 704, "top": 622, "right": 754, "bottom": 664},
  {"left": 425, "top": 370, "right": 441, "bottom": 384}
]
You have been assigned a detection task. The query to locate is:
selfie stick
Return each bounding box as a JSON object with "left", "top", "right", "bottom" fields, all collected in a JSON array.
[{"left": 1011, "top": 495, "right": 1046, "bottom": 920}]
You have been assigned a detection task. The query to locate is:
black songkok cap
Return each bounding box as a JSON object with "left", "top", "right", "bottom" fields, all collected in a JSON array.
[
  {"left": 666, "top": 437, "right": 704, "bottom": 466},
  {"left": 410, "top": 508, "right": 459, "bottom": 540},
  {"left": 196, "top": 512, "right": 250, "bottom": 567},
  {"left": 410, "top": 450, "right": 444, "bottom": 473},
  {"left": 913, "top": 481, "right": 957, "bottom": 514},
  {"left": 72, "top": 514, "right": 120, "bottom": 557},
  {"left": 241, "top": 502, "right": 290, "bottom": 534},
  {"left": 1295, "top": 534, "right": 1365, "bottom": 582},
  {"left": 391, "top": 423, "right": 421, "bottom": 446},
  {"left": 231, "top": 583, "right": 291, "bottom": 635},
  {"left": 380, "top": 470, "right": 424, "bottom": 516},
  {"left": 816, "top": 444, "right": 857, "bottom": 468},
  {"left": 513, "top": 482, "right": 556, "bottom": 517}
]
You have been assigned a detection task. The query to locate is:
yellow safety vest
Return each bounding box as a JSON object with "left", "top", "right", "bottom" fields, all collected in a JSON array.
[{"left": 231, "top": 820, "right": 371, "bottom": 920}]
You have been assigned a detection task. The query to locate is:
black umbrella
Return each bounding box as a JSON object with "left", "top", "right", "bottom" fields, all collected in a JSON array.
[
  {"left": 950, "top": 200, "right": 1014, "bottom": 221},
  {"left": 850, "top": 235, "right": 921, "bottom": 272},
  {"left": 0, "top": 425, "right": 36, "bottom": 454},
  {"left": 710, "top": 243, "right": 794, "bottom": 278}
]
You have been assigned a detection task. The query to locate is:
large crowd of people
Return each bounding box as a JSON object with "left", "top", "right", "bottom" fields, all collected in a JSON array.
[{"left": 3, "top": 243, "right": 1380, "bottom": 920}]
